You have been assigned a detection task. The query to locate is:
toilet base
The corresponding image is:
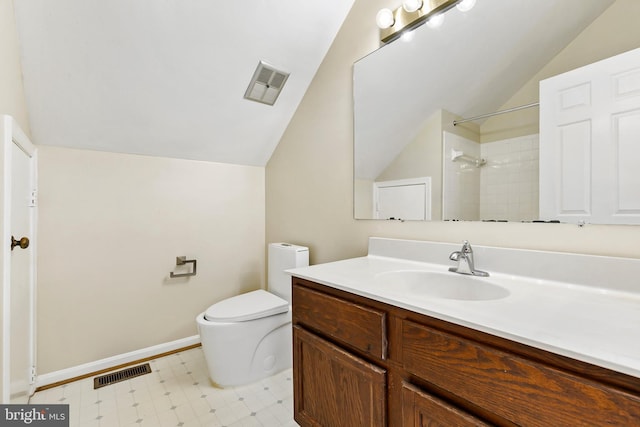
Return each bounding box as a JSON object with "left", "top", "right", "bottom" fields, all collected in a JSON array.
[{"left": 197, "top": 310, "right": 292, "bottom": 388}]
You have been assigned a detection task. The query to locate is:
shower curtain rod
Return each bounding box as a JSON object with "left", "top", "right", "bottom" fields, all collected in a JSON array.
[{"left": 452, "top": 102, "right": 540, "bottom": 126}]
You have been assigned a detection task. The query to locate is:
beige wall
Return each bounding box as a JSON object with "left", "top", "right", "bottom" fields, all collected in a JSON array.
[
  {"left": 482, "top": 0, "right": 640, "bottom": 142},
  {"left": 376, "top": 110, "right": 443, "bottom": 220},
  {"left": 266, "top": 0, "right": 640, "bottom": 265},
  {"left": 0, "top": 0, "right": 29, "bottom": 132},
  {"left": 354, "top": 178, "right": 374, "bottom": 219},
  {"left": 37, "top": 146, "right": 265, "bottom": 373}
]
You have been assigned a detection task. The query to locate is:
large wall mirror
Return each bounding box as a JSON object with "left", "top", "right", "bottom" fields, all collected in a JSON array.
[{"left": 354, "top": 0, "right": 640, "bottom": 224}]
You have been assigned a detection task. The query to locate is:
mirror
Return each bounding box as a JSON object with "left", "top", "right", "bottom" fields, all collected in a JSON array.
[{"left": 354, "top": 0, "right": 639, "bottom": 223}]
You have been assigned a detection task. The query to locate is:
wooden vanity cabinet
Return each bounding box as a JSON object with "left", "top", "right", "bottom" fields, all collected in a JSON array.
[
  {"left": 292, "top": 282, "right": 388, "bottom": 426},
  {"left": 293, "top": 326, "right": 387, "bottom": 426},
  {"left": 292, "top": 278, "right": 640, "bottom": 426}
]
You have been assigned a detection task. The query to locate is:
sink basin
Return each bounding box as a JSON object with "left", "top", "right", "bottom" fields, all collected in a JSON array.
[{"left": 373, "top": 270, "right": 510, "bottom": 301}]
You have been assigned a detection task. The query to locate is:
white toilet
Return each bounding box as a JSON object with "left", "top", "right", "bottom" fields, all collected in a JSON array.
[{"left": 196, "top": 243, "right": 309, "bottom": 387}]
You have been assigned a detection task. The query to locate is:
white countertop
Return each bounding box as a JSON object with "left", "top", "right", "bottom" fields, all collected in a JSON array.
[{"left": 287, "top": 238, "right": 640, "bottom": 379}]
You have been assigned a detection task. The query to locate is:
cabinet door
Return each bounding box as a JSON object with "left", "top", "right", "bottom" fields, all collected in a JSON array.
[
  {"left": 402, "top": 382, "right": 491, "bottom": 427},
  {"left": 293, "top": 326, "right": 387, "bottom": 427}
]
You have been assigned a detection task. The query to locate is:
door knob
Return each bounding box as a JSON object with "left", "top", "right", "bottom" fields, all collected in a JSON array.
[{"left": 11, "top": 236, "right": 29, "bottom": 251}]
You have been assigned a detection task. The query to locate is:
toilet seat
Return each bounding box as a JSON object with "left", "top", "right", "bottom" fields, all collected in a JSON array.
[{"left": 204, "top": 289, "right": 288, "bottom": 322}]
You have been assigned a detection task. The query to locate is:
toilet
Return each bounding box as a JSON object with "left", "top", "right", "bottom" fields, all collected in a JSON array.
[{"left": 196, "top": 243, "right": 309, "bottom": 387}]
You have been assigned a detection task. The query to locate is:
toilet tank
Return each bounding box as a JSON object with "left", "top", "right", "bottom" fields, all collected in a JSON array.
[{"left": 267, "top": 243, "right": 309, "bottom": 302}]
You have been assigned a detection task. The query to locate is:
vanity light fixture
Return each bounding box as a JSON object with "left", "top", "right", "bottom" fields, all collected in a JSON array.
[
  {"left": 377, "top": 0, "right": 475, "bottom": 43},
  {"left": 376, "top": 8, "right": 395, "bottom": 29},
  {"left": 402, "top": 0, "right": 423, "bottom": 13}
]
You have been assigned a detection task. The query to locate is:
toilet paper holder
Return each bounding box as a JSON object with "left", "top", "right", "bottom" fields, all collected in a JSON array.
[{"left": 170, "top": 256, "right": 197, "bottom": 278}]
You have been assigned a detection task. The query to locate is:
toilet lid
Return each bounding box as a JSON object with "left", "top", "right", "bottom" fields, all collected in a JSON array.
[{"left": 204, "top": 289, "right": 289, "bottom": 322}]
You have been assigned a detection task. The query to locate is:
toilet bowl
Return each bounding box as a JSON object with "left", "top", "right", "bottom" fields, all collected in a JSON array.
[{"left": 196, "top": 243, "right": 309, "bottom": 387}]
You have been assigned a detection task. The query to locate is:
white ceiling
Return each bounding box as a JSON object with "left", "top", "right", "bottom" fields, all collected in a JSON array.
[
  {"left": 354, "top": 0, "right": 615, "bottom": 180},
  {"left": 14, "top": 0, "right": 355, "bottom": 166}
]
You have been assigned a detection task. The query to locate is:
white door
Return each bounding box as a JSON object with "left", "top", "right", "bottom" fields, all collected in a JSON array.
[
  {"left": 374, "top": 177, "right": 431, "bottom": 221},
  {"left": 1, "top": 116, "right": 37, "bottom": 403},
  {"left": 540, "top": 47, "right": 640, "bottom": 224}
]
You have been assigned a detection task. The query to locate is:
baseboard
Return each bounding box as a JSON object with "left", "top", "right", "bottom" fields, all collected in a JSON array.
[{"left": 35, "top": 335, "right": 201, "bottom": 390}]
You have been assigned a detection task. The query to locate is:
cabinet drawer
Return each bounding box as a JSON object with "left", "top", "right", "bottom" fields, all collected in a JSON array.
[
  {"left": 292, "top": 283, "right": 387, "bottom": 359},
  {"left": 401, "top": 319, "right": 640, "bottom": 426},
  {"left": 401, "top": 382, "right": 491, "bottom": 427}
]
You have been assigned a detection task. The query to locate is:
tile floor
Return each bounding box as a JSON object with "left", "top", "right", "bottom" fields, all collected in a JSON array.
[{"left": 29, "top": 346, "right": 299, "bottom": 427}]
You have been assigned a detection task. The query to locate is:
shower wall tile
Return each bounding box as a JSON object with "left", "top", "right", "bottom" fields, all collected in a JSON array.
[{"left": 480, "top": 134, "right": 539, "bottom": 221}]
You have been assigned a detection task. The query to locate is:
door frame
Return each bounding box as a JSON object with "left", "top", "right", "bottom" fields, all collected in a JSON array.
[{"left": 1, "top": 115, "right": 38, "bottom": 402}]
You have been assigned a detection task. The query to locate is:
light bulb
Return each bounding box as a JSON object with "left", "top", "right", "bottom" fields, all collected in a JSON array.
[
  {"left": 456, "top": 0, "right": 476, "bottom": 12},
  {"left": 376, "top": 8, "right": 395, "bottom": 29},
  {"left": 402, "top": 0, "right": 423, "bottom": 13},
  {"left": 426, "top": 13, "right": 444, "bottom": 28}
]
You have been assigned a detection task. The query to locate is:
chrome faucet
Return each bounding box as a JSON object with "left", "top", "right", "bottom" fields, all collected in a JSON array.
[{"left": 448, "top": 240, "right": 489, "bottom": 277}]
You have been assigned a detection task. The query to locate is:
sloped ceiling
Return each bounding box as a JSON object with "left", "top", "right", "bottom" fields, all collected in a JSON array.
[{"left": 14, "top": 0, "right": 355, "bottom": 166}]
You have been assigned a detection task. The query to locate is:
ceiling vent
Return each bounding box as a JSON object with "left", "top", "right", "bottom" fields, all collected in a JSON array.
[{"left": 244, "top": 61, "right": 290, "bottom": 106}]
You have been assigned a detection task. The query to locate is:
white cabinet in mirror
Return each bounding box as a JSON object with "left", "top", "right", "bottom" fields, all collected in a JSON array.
[{"left": 353, "top": 0, "right": 640, "bottom": 224}]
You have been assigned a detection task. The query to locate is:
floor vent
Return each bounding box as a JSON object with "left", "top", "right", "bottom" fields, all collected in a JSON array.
[{"left": 93, "top": 363, "right": 152, "bottom": 389}]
